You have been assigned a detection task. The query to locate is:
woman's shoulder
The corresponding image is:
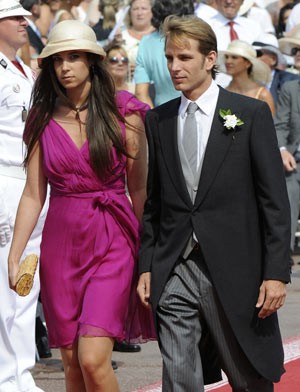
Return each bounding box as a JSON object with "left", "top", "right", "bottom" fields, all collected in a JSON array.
[
  {"left": 116, "top": 90, "right": 150, "bottom": 121},
  {"left": 255, "top": 85, "right": 272, "bottom": 100}
]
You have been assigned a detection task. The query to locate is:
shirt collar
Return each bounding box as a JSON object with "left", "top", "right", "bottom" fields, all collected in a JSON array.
[
  {"left": 212, "top": 12, "right": 242, "bottom": 26},
  {"left": 179, "top": 80, "right": 219, "bottom": 119}
]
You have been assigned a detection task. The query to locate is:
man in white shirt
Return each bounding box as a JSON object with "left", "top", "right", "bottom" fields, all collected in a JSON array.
[
  {"left": 206, "top": 0, "right": 264, "bottom": 50},
  {"left": 0, "top": 1, "right": 47, "bottom": 391}
]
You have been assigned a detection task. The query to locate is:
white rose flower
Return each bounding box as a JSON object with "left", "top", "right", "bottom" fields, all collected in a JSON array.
[
  {"left": 224, "top": 114, "right": 238, "bottom": 129},
  {"left": 219, "top": 109, "right": 244, "bottom": 131}
]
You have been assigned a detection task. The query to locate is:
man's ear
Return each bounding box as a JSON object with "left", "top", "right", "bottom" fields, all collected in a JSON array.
[{"left": 205, "top": 50, "right": 217, "bottom": 72}]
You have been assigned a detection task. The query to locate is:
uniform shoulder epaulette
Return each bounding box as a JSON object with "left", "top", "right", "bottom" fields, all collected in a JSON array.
[
  {"left": 0, "top": 58, "right": 8, "bottom": 74},
  {"left": 0, "top": 58, "right": 7, "bottom": 69}
]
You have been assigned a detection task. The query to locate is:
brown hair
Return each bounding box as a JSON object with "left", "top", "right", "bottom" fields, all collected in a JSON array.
[
  {"left": 162, "top": 14, "right": 218, "bottom": 79},
  {"left": 24, "top": 53, "right": 128, "bottom": 179},
  {"left": 99, "top": 0, "right": 119, "bottom": 30}
]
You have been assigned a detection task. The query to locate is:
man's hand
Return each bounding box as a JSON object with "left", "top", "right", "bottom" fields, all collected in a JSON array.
[
  {"left": 8, "top": 260, "right": 19, "bottom": 292},
  {"left": 256, "top": 280, "right": 286, "bottom": 319},
  {"left": 137, "top": 272, "right": 151, "bottom": 308},
  {"left": 281, "top": 149, "right": 297, "bottom": 172}
]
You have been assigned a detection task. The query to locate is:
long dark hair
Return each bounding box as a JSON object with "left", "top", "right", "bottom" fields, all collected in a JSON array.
[{"left": 24, "top": 53, "right": 128, "bottom": 178}]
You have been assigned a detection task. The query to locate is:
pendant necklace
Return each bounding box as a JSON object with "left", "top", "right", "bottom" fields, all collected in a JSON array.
[
  {"left": 71, "top": 101, "right": 88, "bottom": 134},
  {"left": 73, "top": 102, "right": 88, "bottom": 124}
]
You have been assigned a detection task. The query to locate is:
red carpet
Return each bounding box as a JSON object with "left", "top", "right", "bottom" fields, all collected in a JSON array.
[
  {"left": 205, "top": 359, "right": 300, "bottom": 391},
  {"left": 136, "top": 336, "right": 300, "bottom": 392}
]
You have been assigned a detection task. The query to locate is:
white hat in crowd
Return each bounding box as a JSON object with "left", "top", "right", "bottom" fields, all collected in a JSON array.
[
  {"left": 278, "top": 29, "right": 300, "bottom": 56},
  {"left": 238, "top": 0, "right": 254, "bottom": 16},
  {"left": 219, "top": 40, "right": 272, "bottom": 84},
  {"left": 38, "top": 20, "right": 106, "bottom": 67},
  {"left": 0, "top": 0, "right": 31, "bottom": 19},
  {"left": 252, "top": 33, "right": 287, "bottom": 67}
]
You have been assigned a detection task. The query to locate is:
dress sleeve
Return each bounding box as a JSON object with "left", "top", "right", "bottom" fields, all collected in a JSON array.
[{"left": 116, "top": 90, "right": 150, "bottom": 122}]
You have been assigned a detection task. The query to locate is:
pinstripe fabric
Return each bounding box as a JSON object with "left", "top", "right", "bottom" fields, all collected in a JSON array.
[{"left": 157, "top": 250, "right": 274, "bottom": 392}]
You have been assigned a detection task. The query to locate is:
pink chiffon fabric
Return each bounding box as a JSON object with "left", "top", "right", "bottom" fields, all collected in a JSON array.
[{"left": 39, "top": 90, "right": 156, "bottom": 348}]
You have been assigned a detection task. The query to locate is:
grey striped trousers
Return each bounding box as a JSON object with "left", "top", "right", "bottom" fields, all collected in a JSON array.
[{"left": 156, "top": 249, "right": 273, "bottom": 392}]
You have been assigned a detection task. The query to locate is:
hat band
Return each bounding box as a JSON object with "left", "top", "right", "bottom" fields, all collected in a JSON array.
[{"left": 0, "top": 4, "right": 23, "bottom": 13}]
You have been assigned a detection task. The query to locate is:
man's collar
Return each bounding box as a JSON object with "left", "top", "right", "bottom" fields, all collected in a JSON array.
[{"left": 179, "top": 80, "right": 219, "bottom": 117}]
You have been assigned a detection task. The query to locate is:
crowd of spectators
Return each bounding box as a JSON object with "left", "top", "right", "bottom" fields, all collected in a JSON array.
[{"left": 4, "top": 0, "right": 300, "bottom": 384}]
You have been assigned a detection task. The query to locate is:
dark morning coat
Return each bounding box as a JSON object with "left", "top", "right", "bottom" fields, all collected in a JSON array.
[{"left": 139, "top": 87, "right": 291, "bottom": 383}]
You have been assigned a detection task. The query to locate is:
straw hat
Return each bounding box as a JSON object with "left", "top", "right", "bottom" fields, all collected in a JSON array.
[
  {"left": 278, "top": 29, "right": 300, "bottom": 56},
  {"left": 38, "top": 20, "right": 106, "bottom": 67},
  {"left": 0, "top": 0, "right": 31, "bottom": 19},
  {"left": 219, "top": 40, "right": 272, "bottom": 84}
]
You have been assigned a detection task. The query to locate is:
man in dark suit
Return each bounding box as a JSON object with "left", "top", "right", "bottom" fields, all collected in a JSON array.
[
  {"left": 275, "top": 80, "right": 300, "bottom": 265},
  {"left": 20, "top": 0, "right": 44, "bottom": 55},
  {"left": 137, "top": 14, "right": 291, "bottom": 392}
]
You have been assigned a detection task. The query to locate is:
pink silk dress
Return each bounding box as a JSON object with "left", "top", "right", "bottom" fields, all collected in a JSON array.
[{"left": 39, "top": 91, "right": 156, "bottom": 348}]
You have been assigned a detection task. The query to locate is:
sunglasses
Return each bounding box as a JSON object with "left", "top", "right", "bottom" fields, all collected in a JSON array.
[
  {"left": 108, "top": 56, "right": 129, "bottom": 65},
  {"left": 291, "top": 47, "right": 300, "bottom": 56}
]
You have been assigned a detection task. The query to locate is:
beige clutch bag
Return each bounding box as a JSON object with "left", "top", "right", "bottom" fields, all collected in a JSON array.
[{"left": 16, "top": 254, "right": 38, "bottom": 296}]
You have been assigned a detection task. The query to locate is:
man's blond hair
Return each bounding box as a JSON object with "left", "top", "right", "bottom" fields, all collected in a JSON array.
[{"left": 162, "top": 14, "right": 218, "bottom": 78}]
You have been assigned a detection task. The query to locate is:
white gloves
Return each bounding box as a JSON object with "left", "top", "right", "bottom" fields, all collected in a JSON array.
[{"left": 0, "top": 195, "right": 13, "bottom": 247}]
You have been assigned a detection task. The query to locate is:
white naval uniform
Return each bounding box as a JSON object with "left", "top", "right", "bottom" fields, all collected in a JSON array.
[{"left": 0, "top": 52, "right": 47, "bottom": 392}]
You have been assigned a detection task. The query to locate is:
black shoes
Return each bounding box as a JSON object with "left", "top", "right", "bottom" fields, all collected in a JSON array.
[
  {"left": 36, "top": 336, "right": 52, "bottom": 359},
  {"left": 36, "top": 316, "right": 52, "bottom": 359},
  {"left": 111, "top": 360, "right": 118, "bottom": 370},
  {"left": 113, "top": 341, "right": 141, "bottom": 353}
]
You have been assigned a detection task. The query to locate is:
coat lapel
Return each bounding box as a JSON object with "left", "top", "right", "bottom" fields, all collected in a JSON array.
[
  {"left": 194, "top": 88, "right": 235, "bottom": 208},
  {"left": 158, "top": 99, "right": 193, "bottom": 207}
]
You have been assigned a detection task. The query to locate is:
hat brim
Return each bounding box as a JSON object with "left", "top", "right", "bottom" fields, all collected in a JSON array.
[
  {"left": 253, "top": 44, "right": 287, "bottom": 66},
  {"left": 218, "top": 50, "right": 271, "bottom": 84},
  {"left": 279, "top": 37, "right": 300, "bottom": 56},
  {"left": 238, "top": 0, "right": 254, "bottom": 16},
  {"left": 0, "top": 6, "right": 31, "bottom": 19},
  {"left": 37, "top": 39, "right": 106, "bottom": 67}
]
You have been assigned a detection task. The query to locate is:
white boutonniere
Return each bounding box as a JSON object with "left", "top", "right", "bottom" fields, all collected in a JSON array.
[{"left": 219, "top": 109, "right": 244, "bottom": 130}]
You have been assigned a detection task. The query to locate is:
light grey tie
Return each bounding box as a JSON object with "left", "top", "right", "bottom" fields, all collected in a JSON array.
[{"left": 183, "top": 102, "right": 199, "bottom": 176}]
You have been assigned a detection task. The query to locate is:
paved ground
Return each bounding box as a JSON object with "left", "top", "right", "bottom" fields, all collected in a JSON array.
[{"left": 32, "top": 260, "right": 300, "bottom": 392}]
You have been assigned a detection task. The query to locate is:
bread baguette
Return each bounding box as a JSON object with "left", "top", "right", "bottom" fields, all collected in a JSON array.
[{"left": 16, "top": 254, "right": 38, "bottom": 296}]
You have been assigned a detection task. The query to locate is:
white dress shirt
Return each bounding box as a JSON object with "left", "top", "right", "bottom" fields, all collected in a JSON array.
[
  {"left": 245, "top": 6, "right": 275, "bottom": 34},
  {"left": 286, "top": 3, "right": 300, "bottom": 32},
  {"left": 207, "top": 13, "right": 264, "bottom": 51},
  {"left": 178, "top": 80, "right": 220, "bottom": 175},
  {"left": 195, "top": 3, "right": 219, "bottom": 22},
  {"left": 178, "top": 80, "right": 219, "bottom": 255}
]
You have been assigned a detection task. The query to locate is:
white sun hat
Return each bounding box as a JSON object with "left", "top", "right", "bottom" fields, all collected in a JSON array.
[
  {"left": 278, "top": 29, "right": 300, "bottom": 55},
  {"left": 0, "top": 0, "right": 31, "bottom": 19},
  {"left": 219, "top": 40, "right": 272, "bottom": 84},
  {"left": 253, "top": 33, "right": 287, "bottom": 67},
  {"left": 38, "top": 20, "right": 106, "bottom": 67}
]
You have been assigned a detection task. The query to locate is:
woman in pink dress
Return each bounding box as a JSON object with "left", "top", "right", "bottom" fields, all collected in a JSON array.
[{"left": 8, "top": 19, "right": 155, "bottom": 391}]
